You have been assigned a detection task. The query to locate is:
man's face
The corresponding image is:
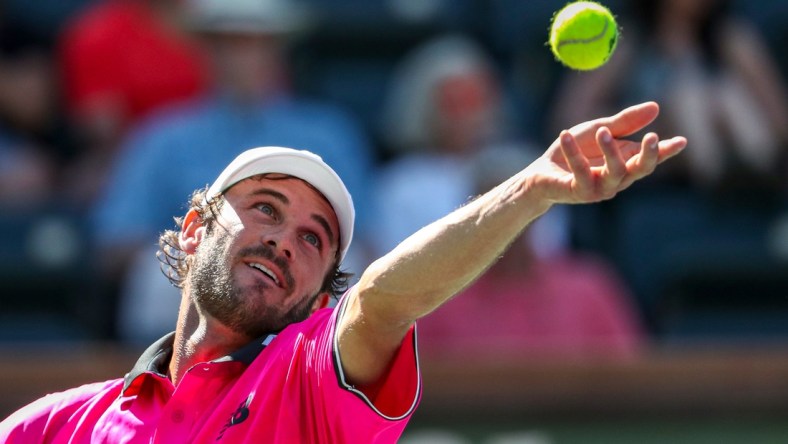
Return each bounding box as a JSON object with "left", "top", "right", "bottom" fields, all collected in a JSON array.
[{"left": 187, "top": 175, "right": 340, "bottom": 339}]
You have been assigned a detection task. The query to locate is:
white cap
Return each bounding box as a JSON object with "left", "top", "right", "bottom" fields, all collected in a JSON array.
[
  {"left": 206, "top": 147, "right": 354, "bottom": 261},
  {"left": 185, "top": 0, "right": 311, "bottom": 35}
]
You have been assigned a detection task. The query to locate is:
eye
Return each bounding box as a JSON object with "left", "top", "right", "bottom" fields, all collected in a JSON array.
[
  {"left": 303, "top": 232, "right": 321, "bottom": 248},
  {"left": 256, "top": 203, "right": 275, "bottom": 217}
]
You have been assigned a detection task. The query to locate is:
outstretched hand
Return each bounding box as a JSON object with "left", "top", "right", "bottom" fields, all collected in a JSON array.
[{"left": 527, "top": 101, "right": 687, "bottom": 204}]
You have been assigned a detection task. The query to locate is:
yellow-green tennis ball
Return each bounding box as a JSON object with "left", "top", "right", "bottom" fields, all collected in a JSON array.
[{"left": 549, "top": 1, "right": 619, "bottom": 71}]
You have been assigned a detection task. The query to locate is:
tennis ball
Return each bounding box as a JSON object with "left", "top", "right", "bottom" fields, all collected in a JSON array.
[{"left": 549, "top": 1, "right": 619, "bottom": 71}]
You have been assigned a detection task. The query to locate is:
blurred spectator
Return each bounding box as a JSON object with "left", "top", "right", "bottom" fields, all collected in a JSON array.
[
  {"left": 0, "top": 20, "right": 63, "bottom": 205},
  {"left": 90, "top": 0, "right": 375, "bottom": 344},
  {"left": 417, "top": 145, "right": 646, "bottom": 360},
  {"left": 58, "top": 0, "right": 211, "bottom": 205},
  {"left": 372, "top": 34, "right": 558, "bottom": 256},
  {"left": 0, "top": 16, "right": 96, "bottom": 341},
  {"left": 548, "top": 0, "right": 788, "bottom": 191}
]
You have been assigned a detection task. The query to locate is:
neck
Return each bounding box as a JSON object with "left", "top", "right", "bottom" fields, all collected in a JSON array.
[{"left": 168, "top": 289, "right": 251, "bottom": 386}]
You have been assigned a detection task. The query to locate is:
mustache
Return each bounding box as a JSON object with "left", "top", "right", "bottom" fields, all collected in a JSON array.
[{"left": 237, "top": 244, "right": 296, "bottom": 290}]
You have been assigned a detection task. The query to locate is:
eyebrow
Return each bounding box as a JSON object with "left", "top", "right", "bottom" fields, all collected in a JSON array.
[
  {"left": 251, "top": 188, "right": 289, "bottom": 204},
  {"left": 251, "top": 187, "right": 336, "bottom": 249}
]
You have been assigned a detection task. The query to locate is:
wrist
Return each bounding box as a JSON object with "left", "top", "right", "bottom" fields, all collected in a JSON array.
[{"left": 513, "top": 168, "right": 555, "bottom": 217}]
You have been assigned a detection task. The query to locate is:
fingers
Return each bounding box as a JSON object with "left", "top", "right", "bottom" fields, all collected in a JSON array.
[
  {"left": 604, "top": 101, "right": 660, "bottom": 138},
  {"left": 558, "top": 130, "right": 593, "bottom": 191},
  {"left": 568, "top": 102, "right": 660, "bottom": 153},
  {"left": 657, "top": 136, "right": 688, "bottom": 162},
  {"left": 557, "top": 102, "right": 688, "bottom": 203},
  {"left": 561, "top": 128, "right": 627, "bottom": 197},
  {"left": 597, "top": 127, "right": 627, "bottom": 179},
  {"left": 619, "top": 132, "right": 660, "bottom": 189},
  {"left": 620, "top": 133, "right": 687, "bottom": 189},
  {"left": 561, "top": 126, "right": 688, "bottom": 201}
]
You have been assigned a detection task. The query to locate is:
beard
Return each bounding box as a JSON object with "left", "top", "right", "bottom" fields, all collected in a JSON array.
[{"left": 187, "top": 228, "right": 319, "bottom": 339}]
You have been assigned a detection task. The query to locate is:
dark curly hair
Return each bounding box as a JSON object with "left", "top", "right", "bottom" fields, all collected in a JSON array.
[{"left": 157, "top": 182, "right": 353, "bottom": 300}]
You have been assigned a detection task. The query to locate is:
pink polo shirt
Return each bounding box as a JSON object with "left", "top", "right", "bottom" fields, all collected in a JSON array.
[{"left": 0, "top": 294, "right": 421, "bottom": 443}]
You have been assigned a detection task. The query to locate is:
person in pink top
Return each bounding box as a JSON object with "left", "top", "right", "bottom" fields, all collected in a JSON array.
[{"left": 0, "top": 100, "right": 686, "bottom": 442}]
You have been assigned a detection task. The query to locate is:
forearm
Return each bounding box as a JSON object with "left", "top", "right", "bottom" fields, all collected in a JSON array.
[{"left": 357, "top": 168, "right": 552, "bottom": 325}]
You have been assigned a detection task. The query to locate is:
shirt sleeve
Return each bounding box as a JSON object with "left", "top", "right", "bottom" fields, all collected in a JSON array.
[
  {"left": 331, "top": 291, "right": 422, "bottom": 420},
  {"left": 0, "top": 380, "right": 120, "bottom": 444}
]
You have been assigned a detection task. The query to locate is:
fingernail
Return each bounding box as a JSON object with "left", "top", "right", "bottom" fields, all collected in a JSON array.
[
  {"left": 562, "top": 132, "right": 572, "bottom": 144},
  {"left": 602, "top": 131, "right": 612, "bottom": 143},
  {"left": 650, "top": 140, "right": 658, "bottom": 150}
]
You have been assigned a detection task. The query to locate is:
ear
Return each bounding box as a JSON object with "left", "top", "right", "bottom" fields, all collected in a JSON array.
[
  {"left": 179, "top": 209, "right": 206, "bottom": 255},
  {"left": 310, "top": 293, "right": 331, "bottom": 314}
]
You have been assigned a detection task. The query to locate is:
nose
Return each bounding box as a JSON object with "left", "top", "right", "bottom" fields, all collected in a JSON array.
[{"left": 264, "top": 234, "right": 292, "bottom": 260}]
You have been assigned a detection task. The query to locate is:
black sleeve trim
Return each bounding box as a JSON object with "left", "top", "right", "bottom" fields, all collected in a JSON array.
[{"left": 331, "top": 289, "right": 421, "bottom": 421}]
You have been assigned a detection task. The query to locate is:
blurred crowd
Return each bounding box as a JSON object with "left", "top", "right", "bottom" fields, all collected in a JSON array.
[{"left": 1, "top": 0, "right": 787, "bottom": 359}]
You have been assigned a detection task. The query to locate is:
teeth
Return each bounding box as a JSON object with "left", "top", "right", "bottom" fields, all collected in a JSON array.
[{"left": 249, "top": 263, "right": 279, "bottom": 285}]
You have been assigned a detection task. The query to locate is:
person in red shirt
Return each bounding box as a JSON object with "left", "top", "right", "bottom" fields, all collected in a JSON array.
[{"left": 58, "top": 0, "right": 210, "bottom": 203}]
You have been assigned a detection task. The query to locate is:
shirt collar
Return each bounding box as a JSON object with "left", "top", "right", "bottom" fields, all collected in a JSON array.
[
  {"left": 121, "top": 332, "right": 278, "bottom": 395},
  {"left": 122, "top": 332, "right": 175, "bottom": 395},
  {"left": 214, "top": 334, "right": 278, "bottom": 365}
]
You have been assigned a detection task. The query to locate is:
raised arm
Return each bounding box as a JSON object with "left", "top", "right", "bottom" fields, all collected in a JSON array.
[{"left": 337, "top": 102, "right": 687, "bottom": 387}]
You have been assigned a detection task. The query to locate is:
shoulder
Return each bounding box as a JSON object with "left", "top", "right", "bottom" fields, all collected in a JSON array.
[{"left": 271, "top": 304, "right": 336, "bottom": 348}]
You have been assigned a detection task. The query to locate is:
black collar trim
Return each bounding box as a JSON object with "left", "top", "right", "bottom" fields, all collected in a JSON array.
[
  {"left": 216, "top": 334, "right": 278, "bottom": 365},
  {"left": 122, "top": 332, "right": 175, "bottom": 394},
  {"left": 121, "top": 332, "right": 277, "bottom": 395}
]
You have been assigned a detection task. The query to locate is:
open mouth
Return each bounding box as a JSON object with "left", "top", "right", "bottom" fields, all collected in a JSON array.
[{"left": 248, "top": 262, "right": 281, "bottom": 286}]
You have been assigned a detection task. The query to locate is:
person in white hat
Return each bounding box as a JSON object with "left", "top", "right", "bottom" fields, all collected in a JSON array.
[{"left": 1, "top": 103, "right": 686, "bottom": 442}]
